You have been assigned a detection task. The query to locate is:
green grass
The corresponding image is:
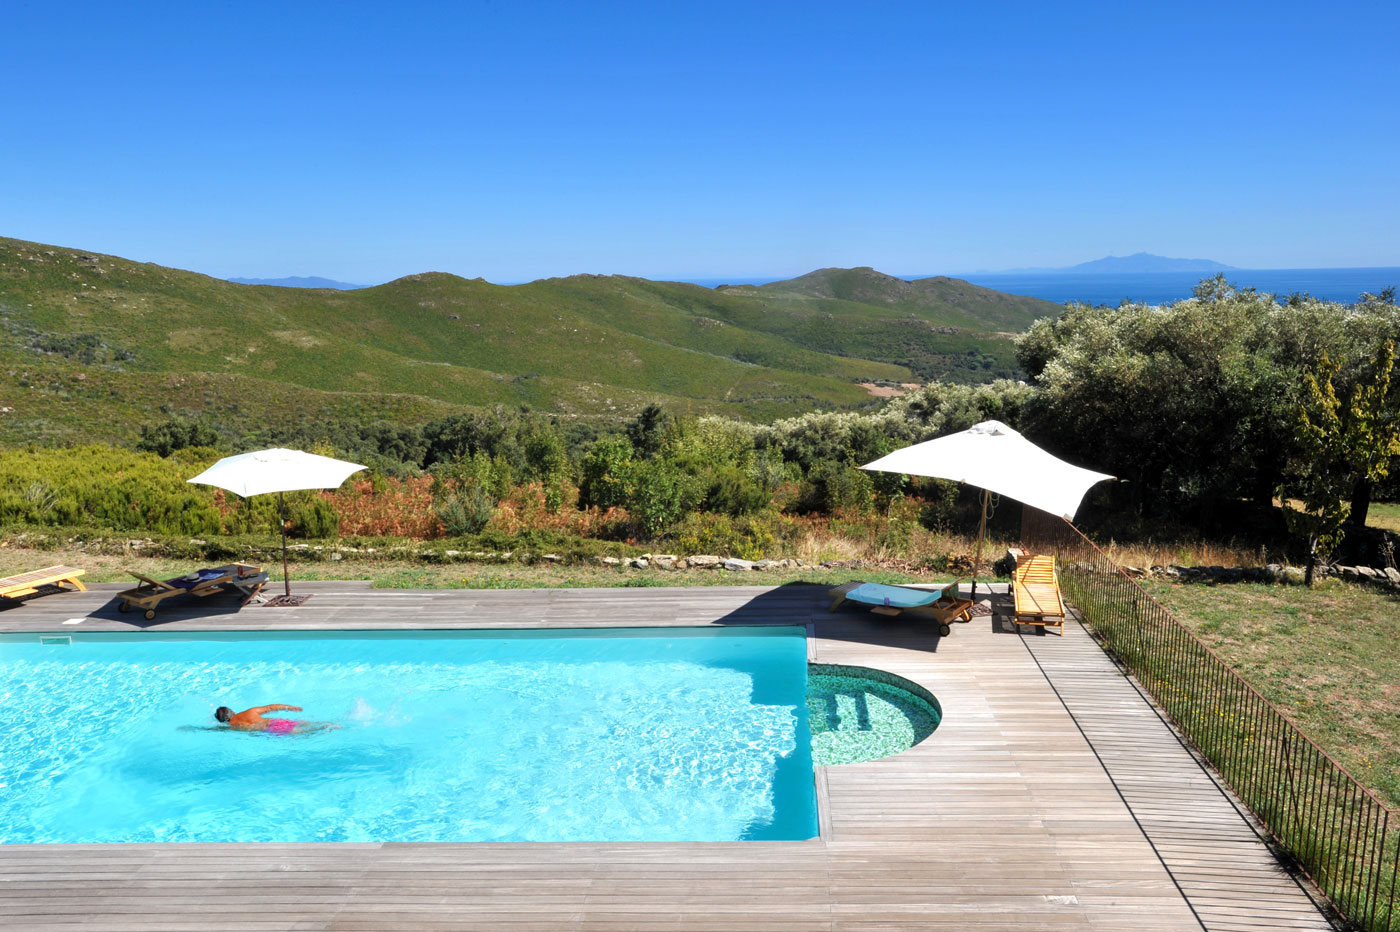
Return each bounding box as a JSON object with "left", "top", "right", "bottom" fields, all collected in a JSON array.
[
  {"left": 0, "top": 544, "right": 943, "bottom": 593},
  {"left": 1145, "top": 580, "right": 1400, "bottom": 808},
  {"left": 1366, "top": 502, "right": 1400, "bottom": 534},
  {"left": 0, "top": 236, "right": 1056, "bottom": 444}
]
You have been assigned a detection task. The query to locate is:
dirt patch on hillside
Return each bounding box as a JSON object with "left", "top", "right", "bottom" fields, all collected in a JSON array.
[{"left": 859, "top": 382, "right": 922, "bottom": 397}]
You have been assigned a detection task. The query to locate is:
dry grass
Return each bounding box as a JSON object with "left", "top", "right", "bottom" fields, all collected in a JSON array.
[
  {"left": 792, "top": 528, "right": 867, "bottom": 564},
  {"left": 1093, "top": 538, "right": 1270, "bottom": 569},
  {"left": 1146, "top": 579, "right": 1400, "bottom": 809}
]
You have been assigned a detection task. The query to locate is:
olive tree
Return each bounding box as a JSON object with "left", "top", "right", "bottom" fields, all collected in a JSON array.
[{"left": 1015, "top": 285, "right": 1400, "bottom": 522}]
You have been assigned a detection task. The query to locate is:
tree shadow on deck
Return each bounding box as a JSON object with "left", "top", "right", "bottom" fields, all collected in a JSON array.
[{"left": 707, "top": 580, "right": 1022, "bottom": 653}]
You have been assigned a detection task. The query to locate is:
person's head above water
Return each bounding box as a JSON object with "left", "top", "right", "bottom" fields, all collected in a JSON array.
[{"left": 215, "top": 706, "right": 233, "bottom": 723}]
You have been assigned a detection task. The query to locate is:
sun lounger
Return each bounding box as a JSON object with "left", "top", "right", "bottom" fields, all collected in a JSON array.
[
  {"left": 0, "top": 565, "right": 86, "bottom": 600},
  {"left": 1012, "top": 553, "right": 1066, "bottom": 635},
  {"left": 117, "top": 563, "right": 268, "bottom": 620},
  {"left": 828, "top": 579, "right": 974, "bottom": 636}
]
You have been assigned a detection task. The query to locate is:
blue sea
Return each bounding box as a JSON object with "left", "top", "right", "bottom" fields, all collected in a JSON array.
[
  {"left": 683, "top": 268, "right": 1400, "bottom": 306},
  {"left": 956, "top": 268, "right": 1400, "bottom": 306}
]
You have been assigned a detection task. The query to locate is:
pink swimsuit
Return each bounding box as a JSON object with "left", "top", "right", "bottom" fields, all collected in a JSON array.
[{"left": 265, "top": 718, "right": 297, "bottom": 735}]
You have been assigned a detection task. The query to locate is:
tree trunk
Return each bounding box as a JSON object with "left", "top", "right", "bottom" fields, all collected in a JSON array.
[
  {"left": 1254, "top": 467, "right": 1278, "bottom": 512},
  {"left": 1350, "top": 477, "right": 1373, "bottom": 529},
  {"left": 1305, "top": 540, "right": 1316, "bottom": 588}
]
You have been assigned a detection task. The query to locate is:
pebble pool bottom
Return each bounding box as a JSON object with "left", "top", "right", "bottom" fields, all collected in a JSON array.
[{"left": 0, "top": 627, "right": 816, "bottom": 844}]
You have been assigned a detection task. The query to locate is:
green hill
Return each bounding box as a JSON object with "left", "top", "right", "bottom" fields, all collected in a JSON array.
[
  {"left": 720, "top": 267, "right": 1060, "bottom": 380},
  {"left": 749, "top": 266, "right": 1060, "bottom": 331},
  {"left": 0, "top": 237, "right": 1061, "bottom": 445}
]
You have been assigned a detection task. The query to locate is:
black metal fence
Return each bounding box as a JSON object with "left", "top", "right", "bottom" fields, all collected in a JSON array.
[{"left": 1058, "top": 526, "right": 1400, "bottom": 932}]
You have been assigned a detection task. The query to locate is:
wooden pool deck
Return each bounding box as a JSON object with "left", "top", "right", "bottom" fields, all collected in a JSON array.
[{"left": 0, "top": 581, "right": 1336, "bottom": 931}]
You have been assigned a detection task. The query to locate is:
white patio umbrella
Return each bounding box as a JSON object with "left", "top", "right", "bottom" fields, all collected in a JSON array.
[
  {"left": 187, "top": 448, "right": 366, "bottom": 601},
  {"left": 861, "top": 420, "right": 1113, "bottom": 595}
]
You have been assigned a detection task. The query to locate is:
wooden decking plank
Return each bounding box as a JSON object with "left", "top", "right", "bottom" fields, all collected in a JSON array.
[{"left": 1020, "top": 608, "right": 1335, "bottom": 931}]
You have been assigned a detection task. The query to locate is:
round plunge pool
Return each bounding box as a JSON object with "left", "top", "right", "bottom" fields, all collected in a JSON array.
[{"left": 806, "top": 663, "right": 942, "bottom": 766}]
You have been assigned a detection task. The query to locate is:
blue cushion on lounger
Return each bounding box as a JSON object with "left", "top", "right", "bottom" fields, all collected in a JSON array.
[
  {"left": 844, "top": 582, "right": 947, "bottom": 609},
  {"left": 173, "top": 567, "right": 230, "bottom": 589}
]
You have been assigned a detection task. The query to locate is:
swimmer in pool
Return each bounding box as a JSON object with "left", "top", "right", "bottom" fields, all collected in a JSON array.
[{"left": 214, "top": 704, "right": 337, "bottom": 735}]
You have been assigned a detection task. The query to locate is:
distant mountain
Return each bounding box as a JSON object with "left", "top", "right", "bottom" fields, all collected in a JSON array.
[
  {"left": 227, "top": 276, "right": 364, "bottom": 289},
  {"left": 1063, "top": 253, "right": 1235, "bottom": 274},
  {"left": 968, "top": 253, "right": 1236, "bottom": 276}
]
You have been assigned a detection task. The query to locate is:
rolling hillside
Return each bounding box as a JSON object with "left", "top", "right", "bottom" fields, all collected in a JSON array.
[{"left": 0, "top": 238, "right": 1062, "bottom": 445}]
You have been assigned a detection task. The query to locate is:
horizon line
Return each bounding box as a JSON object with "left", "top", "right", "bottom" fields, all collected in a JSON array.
[{"left": 222, "top": 262, "right": 1400, "bottom": 291}]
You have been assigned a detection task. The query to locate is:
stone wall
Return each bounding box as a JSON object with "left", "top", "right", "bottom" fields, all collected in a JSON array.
[{"left": 1098, "top": 562, "right": 1400, "bottom": 589}]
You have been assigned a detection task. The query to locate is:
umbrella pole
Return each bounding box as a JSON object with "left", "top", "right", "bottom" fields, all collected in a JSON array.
[
  {"left": 972, "top": 488, "right": 989, "bottom": 599},
  {"left": 280, "top": 490, "right": 290, "bottom": 598}
]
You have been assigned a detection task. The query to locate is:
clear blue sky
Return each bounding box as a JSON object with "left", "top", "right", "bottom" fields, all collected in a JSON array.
[{"left": 4, "top": 1, "right": 1397, "bottom": 283}]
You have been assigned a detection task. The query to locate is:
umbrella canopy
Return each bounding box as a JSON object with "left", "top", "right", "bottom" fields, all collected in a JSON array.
[
  {"left": 861, "top": 420, "right": 1113, "bottom": 599},
  {"left": 861, "top": 420, "right": 1113, "bottom": 521},
  {"left": 187, "top": 448, "right": 366, "bottom": 601},
  {"left": 187, "top": 448, "right": 366, "bottom": 499}
]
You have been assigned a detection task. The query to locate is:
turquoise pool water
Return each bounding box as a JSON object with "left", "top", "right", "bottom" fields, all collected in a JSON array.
[
  {"left": 806, "top": 664, "right": 941, "bottom": 766},
  {"left": 0, "top": 627, "right": 816, "bottom": 844}
]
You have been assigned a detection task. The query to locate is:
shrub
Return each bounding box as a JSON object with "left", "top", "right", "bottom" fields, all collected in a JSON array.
[
  {"left": 217, "top": 489, "right": 345, "bottom": 538},
  {"left": 578, "top": 437, "right": 634, "bottom": 509},
  {"left": 916, "top": 478, "right": 962, "bottom": 531},
  {"left": 327, "top": 477, "right": 440, "bottom": 538},
  {"left": 285, "top": 497, "right": 340, "bottom": 539},
  {"left": 0, "top": 446, "right": 225, "bottom": 535},
  {"left": 626, "top": 459, "right": 702, "bottom": 536},
  {"left": 702, "top": 465, "right": 771, "bottom": 517},
  {"left": 435, "top": 485, "right": 497, "bottom": 536},
  {"left": 797, "top": 460, "right": 875, "bottom": 515},
  {"left": 135, "top": 418, "right": 222, "bottom": 456},
  {"left": 433, "top": 451, "right": 513, "bottom": 500},
  {"left": 486, "top": 482, "right": 629, "bottom": 540},
  {"left": 670, "top": 511, "right": 782, "bottom": 560}
]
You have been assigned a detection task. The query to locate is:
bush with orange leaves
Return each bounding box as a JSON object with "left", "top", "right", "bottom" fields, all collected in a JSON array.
[
  {"left": 487, "top": 481, "right": 631, "bottom": 540},
  {"left": 323, "top": 477, "right": 441, "bottom": 538}
]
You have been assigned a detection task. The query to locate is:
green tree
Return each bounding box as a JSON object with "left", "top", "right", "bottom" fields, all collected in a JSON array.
[
  {"left": 1013, "top": 285, "right": 1400, "bottom": 520},
  {"left": 702, "top": 465, "right": 770, "bottom": 517},
  {"left": 519, "top": 416, "right": 571, "bottom": 510},
  {"left": 624, "top": 404, "right": 674, "bottom": 459},
  {"left": 626, "top": 459, "right": 701, "bottom": 536},
  {"left": 1338, "top": 342, "right": 1400, "bottom": 529},
  {"left": 1282, "top": 353, "right": 1354, "bottom": 584},
  {"left": 577, "top": 437, "right": 634, "bottom": 509},
  {"left": 1283, "top": 343, "right": 1400, "bottom": 583}
]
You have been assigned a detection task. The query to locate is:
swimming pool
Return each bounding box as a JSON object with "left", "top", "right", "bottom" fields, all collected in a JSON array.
[{"left": 0, "top": 627, "right": 816, "bottom": 844}]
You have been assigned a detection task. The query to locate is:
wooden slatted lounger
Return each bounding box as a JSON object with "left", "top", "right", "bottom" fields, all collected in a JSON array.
[
  {"left": 117, "top": 563, "right": 268, "bottom": 620},
  {"left": 1012, "top": 554, "right": 1066, "bottom": 635},
  {"left": 0, "top": 565, "right": 86, "bottom": 600}
]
